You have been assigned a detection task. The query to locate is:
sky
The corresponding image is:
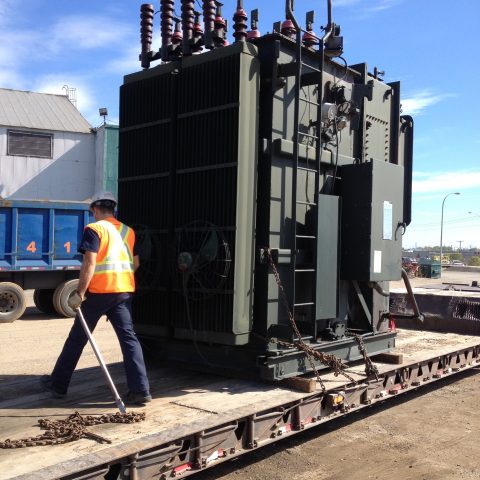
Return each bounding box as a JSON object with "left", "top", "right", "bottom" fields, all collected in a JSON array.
[{"left": 1, "top": 0, "right": 479, "bottom": 249}]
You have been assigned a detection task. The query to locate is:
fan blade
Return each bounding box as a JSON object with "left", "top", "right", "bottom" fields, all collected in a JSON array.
[{"left": 198, "top": 230, "right": 218, "bottom": 262}]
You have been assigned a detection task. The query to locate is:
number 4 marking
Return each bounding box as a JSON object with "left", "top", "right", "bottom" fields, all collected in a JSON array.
[
  {"left": 26, "top": 241, "right": 37, "bottom": 253},
  {"left": 64, "top": 241, "right": 71, "bottom": 254}
]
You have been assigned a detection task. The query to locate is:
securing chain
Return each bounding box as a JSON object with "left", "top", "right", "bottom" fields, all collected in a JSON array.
[
  {"left": 348, "top": 332, "right": 380, "bottom": 381},
  {"left": 263, "top": 248, "right": 357, "bottom": 391},
  {"left": 0, "top": 411, "right": 145, "bottom": 449}
]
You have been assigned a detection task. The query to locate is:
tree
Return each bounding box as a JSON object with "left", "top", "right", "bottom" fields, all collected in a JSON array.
[{"left": 468, "top": 256, "right": 480, "bottom": 266}]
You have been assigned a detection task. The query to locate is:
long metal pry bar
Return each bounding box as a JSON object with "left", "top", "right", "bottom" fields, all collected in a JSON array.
[{"left": 77, "top": 306, "right": 127, "bottom": 413}]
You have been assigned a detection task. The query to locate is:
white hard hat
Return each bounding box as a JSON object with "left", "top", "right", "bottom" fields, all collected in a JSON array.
[{"left": 90, "top": 191, "right": 117, "bottom": 209}]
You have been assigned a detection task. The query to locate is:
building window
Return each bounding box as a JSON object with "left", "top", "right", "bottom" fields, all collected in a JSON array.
[{"left": 7, "top": 130, "right": 53, "bottom": 158}]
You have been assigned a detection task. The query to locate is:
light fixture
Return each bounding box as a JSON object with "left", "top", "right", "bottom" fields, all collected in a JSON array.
[{"left": 99, "top": 107, "right": 108, "bottom": 125}]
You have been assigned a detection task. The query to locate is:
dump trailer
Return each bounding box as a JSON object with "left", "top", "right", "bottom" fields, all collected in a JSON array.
[{"left": 0, "top": 199, "right": 92, "bottom": 322}]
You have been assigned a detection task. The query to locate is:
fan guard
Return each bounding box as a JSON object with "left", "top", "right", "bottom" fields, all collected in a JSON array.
[{"left": 175, "top": 221, "right": 231, "bottom": 301}]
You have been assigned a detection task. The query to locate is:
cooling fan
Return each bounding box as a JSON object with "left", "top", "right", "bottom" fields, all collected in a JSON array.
[
  {"left": 175, "top": 221, "right": 231, "bottom": 300},
  {"left": 131, "top": 225, "right": 163, "bottom": 290}
]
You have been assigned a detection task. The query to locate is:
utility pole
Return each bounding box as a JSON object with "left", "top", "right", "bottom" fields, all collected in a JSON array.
[
  {"left": 457, "top": 240, "right": 463, "bottom": 251},
  {"left": 440, "top": 192, "right": 460, "bottom": 276}
]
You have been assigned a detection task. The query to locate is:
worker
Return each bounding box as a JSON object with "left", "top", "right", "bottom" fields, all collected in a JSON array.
[{"left": 41, "top": 191, "right": 151, "bottom": 405}]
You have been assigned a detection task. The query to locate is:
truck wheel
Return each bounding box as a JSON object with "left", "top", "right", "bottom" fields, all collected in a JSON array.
[
  {"left": 33, "top": 289, "right": 56, "bottom": 315},
  {"left": 53, "top": 280, "right": 79, "bottom": 318},
  {"left": 0, "top": 282, "right": 27, "bottom": 323}
]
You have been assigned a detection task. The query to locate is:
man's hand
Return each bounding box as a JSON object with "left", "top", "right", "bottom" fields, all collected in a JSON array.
[{"left": 68, "top": 290, "right": 83, "bottom": 311}]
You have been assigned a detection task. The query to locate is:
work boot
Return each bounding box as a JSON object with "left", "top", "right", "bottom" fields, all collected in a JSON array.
[
  {"left": 123, "top": 391, "right": 152, "bottom": 406},
  {"left": 39, "top": 375, "right": 67, "bottom": 399}
]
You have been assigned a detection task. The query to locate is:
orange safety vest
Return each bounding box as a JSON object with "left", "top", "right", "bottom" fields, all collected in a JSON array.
[{"left": 86, "top": 217, "right": 136, "bottom": 293}]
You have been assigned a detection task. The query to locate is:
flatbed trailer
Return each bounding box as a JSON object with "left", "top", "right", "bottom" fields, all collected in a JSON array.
[{"left": 1, "top": 328, "right": 479, "bottom": 480}]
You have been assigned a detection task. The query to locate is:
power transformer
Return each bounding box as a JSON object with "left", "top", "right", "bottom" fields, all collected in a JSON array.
[{"left": 118, "top": 1, "right": 413, "bottom": 380}]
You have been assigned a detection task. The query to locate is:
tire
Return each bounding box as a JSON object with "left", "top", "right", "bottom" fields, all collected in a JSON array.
[
  {"left": 33, "top": 289, "right": 56, "bottom": 315},
  {"left": 0, "top": 282, "right": 27, "bottom": 323},
  {"left": 53, "top": 279, "right": 79, "bottom": 318}
]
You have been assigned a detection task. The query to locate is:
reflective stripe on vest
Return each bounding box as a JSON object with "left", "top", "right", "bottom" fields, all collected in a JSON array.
[
  {"left": 95, "top": 222, "right": 133, "bottom": 272},
  {"left": 87, "top": 219, "right": 136, "bottom": 293}
]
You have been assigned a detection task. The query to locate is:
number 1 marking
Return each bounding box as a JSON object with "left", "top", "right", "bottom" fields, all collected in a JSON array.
[{"left": 64, "top": 241, "right": 71, "bottom": 254}]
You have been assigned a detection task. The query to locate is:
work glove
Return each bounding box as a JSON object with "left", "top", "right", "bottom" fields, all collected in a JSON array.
[{"left": 68, "top": 290, "right": 83, "bottom": 311}]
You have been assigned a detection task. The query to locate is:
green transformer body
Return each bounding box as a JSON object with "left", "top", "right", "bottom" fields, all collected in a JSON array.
[{"left": 118, "top": 32, "right": 413, "bottom": 380}]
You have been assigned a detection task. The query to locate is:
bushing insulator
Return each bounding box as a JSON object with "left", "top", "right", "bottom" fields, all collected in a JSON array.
[
  {"left": 281, "top": 19, "right": 296, "bottom": 38},
  {"left": 303, "top": 30, "right": 318, "bottom": 47},
  {"left": 161, "top": 0, "right": 175, "bottom": 41},
  {"left": 214, "top": 13, "right": 226, "bottom": 29},
  {"left": 203, "top": 0, "right": 216, "bottom": 49},
  {"left": 247, "top": 29, "right": 260, "bottom": 40},
  {"left": 140, "top": 4, "right": 154, "bottom": 68},
  {"left": 181, "top": 0, "right": 195, "bottom": 54},
  {"left": 233, "top": 1, "right": 248, "bottom": 42}
]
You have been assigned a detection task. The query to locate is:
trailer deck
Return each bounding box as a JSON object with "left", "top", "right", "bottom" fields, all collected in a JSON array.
[{"left": 1, "top": 329, "right": 479, "bottom": 480}]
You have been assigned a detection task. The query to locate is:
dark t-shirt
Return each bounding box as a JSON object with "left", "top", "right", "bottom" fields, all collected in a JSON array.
[
  {"left": 78, "top": 226, "right": 138, "bottom": 255},
  {"left": 78, "top": 227, "right": 100, "bottom": 254}
]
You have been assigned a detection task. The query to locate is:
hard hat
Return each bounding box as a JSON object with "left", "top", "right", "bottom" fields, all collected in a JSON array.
[{"left": 90, "top": 191, "right": 117, "bottom": 209}]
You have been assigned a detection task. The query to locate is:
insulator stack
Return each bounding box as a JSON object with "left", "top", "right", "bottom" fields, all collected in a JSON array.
[
  {"left": 214, "top": 2, "right": 227, "bottom": 47},
  {"left": 302, "top": 30, "right": 317, "bottom": 48},
  {"left": 192, "top": 11, "right": 204, "bottom": 54},
  {"left": 203, "top": 1, "right": 216, "bottom": 49},
  {"left": 223, "top": 19, "right": 230, "bottom": 46},
  {"left": 247, "top": 9, "right": 260, "bottom": 41},
  {"left": 281, "top": 18, "right": 296, "bottom": 39},
  {"left": 140, "top": 4, "right": 154, "bottom": 69},
  {"left": 161, "top": 0, "right": 175, "bottom": 61},
  {"left": 172, "top": 18, "right": 183, "bottom": 46},
  {"left": 303, "top": 11, "right": 317, "bottom": 48},
  {"left": 233, "top": 0, "right": 248, "bottom": 43},
  {"left": 181, "top": 0, "right": 195, "bottom": 55}
]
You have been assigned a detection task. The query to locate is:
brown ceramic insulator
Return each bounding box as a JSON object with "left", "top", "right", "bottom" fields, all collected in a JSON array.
[
  {"left": 247, "top": 29, "right": 260, "bottom": 40},
  {"left": 233, "top": 0, "right": 248, "bottom": 42},
  {"left": 247, "top": 9, "right": 260, "bottom": 42},
  {"left": 203, "top": 0, "right": 216, "bottom": 48},
  {"left": 214, "top": 4, "right": 226, "bottom": 30},
  {"left": 161, "top": 0, "right": 175, "bottom": 49},
  {"left": 212, "top": 2, "right": 226, "bottom": 47},
  {"left": 172, "top": 20, "right": 183, "bottom": 45},
  {"left": 140, "top": 4, "right": 154, "bottom": 68},
  {"left": 181, "top": 0, "right": 195, "bottom": 54},
  {"left": 281, "top": 18, "right": 296, "bottom": 38},
  {"left": 140, "top": 4, "right": 154, "bottom": 52},
  {"left": 302, "top": 30, "right": 317, "bottom": 47},
  {"left": 193, "top": 11, "right": 204, "bottom": 35},
  {"left": 191, "top": 11, "right": 204, "bottom": 53}
]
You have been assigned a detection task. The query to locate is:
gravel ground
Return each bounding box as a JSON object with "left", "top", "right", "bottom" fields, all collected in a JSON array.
[{"left": 1, "top": 280, "right": 480, "bottom": 480}]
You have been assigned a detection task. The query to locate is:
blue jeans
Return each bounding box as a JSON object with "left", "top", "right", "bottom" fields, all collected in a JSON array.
[{"left": 50, "top": 293, "right": 150, "bottom": 395}]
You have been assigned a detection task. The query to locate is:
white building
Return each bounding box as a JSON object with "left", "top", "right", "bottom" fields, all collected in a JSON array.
[{"left": 0, "top": 88, "right": 116, "bottom": 201}]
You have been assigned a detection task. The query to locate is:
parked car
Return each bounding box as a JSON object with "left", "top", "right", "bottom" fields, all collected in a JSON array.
[{"left": 451, "top": 260, "right": 465, "bottom": 266}]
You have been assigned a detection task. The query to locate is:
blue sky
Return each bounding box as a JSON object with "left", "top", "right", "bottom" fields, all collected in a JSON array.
[{"left": 1, "top": 0, "right": 479, "bottom": 249}]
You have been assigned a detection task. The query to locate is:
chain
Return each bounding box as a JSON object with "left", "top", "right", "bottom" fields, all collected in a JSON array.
[
  {"left": 348, "top": 332, "right": 380, "bottom": 381},
  {"left": 263, "top": 248, "right": 357, "bottom": 391},
  {"left": 0, "top": 411, "right": 145, "bottom": 449}
]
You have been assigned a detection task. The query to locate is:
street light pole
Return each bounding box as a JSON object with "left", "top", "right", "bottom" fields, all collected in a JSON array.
[{"left": 440, "top": 192, "right": 460, "bottom": 275}]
